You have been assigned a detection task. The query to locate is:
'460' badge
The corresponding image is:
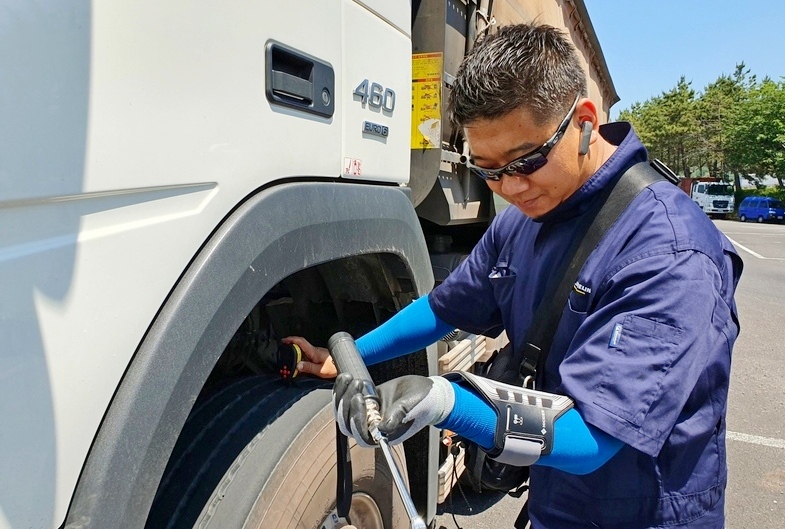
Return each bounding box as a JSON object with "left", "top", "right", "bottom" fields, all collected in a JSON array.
[{"left": 354, "top": 79, "right": 396, "bottom": 112}]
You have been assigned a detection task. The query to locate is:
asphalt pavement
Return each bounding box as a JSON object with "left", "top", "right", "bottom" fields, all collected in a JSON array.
[{"left": 434, "top": 218, "right": 785, "bottom": 529}]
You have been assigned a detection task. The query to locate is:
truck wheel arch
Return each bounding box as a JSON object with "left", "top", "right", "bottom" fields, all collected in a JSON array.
[{"left": 64, "top": 181, "right": 434, "bottom": 529}]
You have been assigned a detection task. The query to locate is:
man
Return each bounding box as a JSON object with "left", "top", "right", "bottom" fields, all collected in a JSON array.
[{"left": 286, "top": 23, "right": 742, "bottom": 528}]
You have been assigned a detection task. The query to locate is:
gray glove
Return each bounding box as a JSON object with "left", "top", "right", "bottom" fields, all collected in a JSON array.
[{"left": 333, "top": 373, "right": 455, "bottom": 448}]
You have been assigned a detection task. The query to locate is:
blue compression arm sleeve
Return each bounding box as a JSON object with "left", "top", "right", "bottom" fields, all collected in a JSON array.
[
  {"left": 356, "top": 295, "right": 455, "bottom": 366},
  {"left": 436, "top": 382, "right": 624, "bottom": 475}
]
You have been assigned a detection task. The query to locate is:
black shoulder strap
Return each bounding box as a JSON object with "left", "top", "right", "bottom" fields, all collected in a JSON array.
[{"left": 519, "top": 161, "right": 671, "bottom": 386}]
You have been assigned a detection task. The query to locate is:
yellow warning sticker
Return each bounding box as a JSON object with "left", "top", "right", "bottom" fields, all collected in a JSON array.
[{"left": 411, "top": 52, "right": 442, "bottom": 150}]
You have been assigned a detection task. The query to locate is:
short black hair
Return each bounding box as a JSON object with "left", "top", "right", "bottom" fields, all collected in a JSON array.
[{"left": 448, "top": 23, "right": 587, "bottom": 128}]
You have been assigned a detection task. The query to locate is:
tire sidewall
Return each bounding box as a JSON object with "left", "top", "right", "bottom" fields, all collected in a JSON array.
[{"left": 189, "top": 381, "right": 409, "bottom": 529}]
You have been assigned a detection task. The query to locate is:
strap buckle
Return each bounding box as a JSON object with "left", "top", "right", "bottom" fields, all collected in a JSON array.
[{"left": 519, "top": 342, "right": 540, "bottom": 388}]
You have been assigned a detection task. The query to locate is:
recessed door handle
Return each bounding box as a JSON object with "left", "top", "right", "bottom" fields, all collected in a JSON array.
[{"left": 265, "top": 41, "right": 334, "bottom": 118}]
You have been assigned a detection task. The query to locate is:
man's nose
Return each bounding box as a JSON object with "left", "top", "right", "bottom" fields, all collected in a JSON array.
[{"left": 500, "top": 173, "right": 529, "bottom": 195}]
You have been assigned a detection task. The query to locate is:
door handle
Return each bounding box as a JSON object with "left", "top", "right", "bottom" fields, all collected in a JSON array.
[
  {"left": 271, "top": 70, "right": 313, "bottom": 103},
  {"left": 265, "top": 41, "right": 334, "bottom": 118}
]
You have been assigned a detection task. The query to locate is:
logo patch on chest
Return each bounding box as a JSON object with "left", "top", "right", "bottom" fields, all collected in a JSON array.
[{"left": 573, "top": 281, "right": 592, "bottom": 295}]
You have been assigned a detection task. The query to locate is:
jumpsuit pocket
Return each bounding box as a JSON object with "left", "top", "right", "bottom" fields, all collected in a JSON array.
[
  {"left": 558, "top": 286, "right": 592, "bottom": 336},
  {"left": 488, "top": 263, "right": 517, "bottom": 309},
  {"left": 593, "top": 314, "right": 682, "bottom": 428},
  {"left": 549, "top": 297, "right": 590, "bottom": 364},
  {"left": 560, "top": 294, "right": 589, "bottom": 335}
]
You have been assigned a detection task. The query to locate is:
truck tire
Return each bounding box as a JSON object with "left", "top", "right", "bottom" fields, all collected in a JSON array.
[{"left": 146, "top": 375, "right": 410, "bottom": 529}]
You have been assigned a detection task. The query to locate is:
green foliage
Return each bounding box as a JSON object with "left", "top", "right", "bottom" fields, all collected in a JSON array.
[
  {"left": 736, "top": 187, "right": 785, "bottom": 204},
  {"left": 616, "top": 63, "right": 785, "bottom": 190}
]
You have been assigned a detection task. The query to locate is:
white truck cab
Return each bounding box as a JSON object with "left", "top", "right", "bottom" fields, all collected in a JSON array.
[{"left": 691, "top": 181, "right": 735, "bottom": 217}]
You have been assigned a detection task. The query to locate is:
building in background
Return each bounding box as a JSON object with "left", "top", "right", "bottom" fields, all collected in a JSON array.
[{"left": 482, "top": 0, "right": 618, "bottom": 121}]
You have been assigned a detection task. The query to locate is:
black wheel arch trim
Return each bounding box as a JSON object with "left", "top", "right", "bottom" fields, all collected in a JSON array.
[{"left": 63, "top": 182, "right": 435, "bottom": 529}]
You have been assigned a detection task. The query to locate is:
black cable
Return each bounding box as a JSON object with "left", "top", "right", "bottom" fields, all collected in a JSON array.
[{"left": 447, "top": 444, "right": 472, "bottom": 529}]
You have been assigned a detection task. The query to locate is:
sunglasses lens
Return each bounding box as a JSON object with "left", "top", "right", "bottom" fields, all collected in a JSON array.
[
  {"left": 513, "top": 155, "right": 547, "bottom": 175},
  {"left": 468, "top": 152, "right": 548, "bottom": 180},
  {"left": 471, "top": 168, "right": 500, "bottom": 181}
]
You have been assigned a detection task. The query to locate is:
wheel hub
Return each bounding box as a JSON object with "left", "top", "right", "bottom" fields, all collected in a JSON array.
[{"left": 320, "top": 492, "right": 384, "bottom": 529}]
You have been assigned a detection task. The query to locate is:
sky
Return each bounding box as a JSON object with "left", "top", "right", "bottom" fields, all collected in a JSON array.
[{"left": 583, "top": 0, "right": 785, "bottom": 119}]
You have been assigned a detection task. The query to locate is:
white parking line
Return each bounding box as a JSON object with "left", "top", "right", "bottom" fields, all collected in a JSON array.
[
  {"left": 725, "top": 236, "right": 767, "bottom": 259},
  {"left": 722, "top": 232, "right": 784, "bottom": 236},
  {"left": 727, "top": 431, "right": 785, "bottom": 450}
]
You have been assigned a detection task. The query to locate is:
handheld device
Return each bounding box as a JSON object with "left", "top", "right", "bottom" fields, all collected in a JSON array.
[{"left": 328, "top": 332, "right": 427, "bottom": 529}]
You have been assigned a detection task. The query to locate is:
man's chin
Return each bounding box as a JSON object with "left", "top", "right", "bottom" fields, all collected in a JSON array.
[{"left": 515, "top": 198, "right": 551, "bottom": 218}]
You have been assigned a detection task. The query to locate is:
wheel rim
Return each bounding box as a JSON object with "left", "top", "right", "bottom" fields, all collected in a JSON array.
[
  {"left": 242, "top": 401, "right": 408, "bottom": 529},
  {"left": 349, "top": 492, "right": 385, "bottom": 529},
  {"left": 319, "top": 493, "right": 385, "bottom": 529}
]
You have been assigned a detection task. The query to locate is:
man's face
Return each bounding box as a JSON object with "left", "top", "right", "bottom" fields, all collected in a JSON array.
[{"left": 463, "top": 104, "right": 590, "bottom": 219}]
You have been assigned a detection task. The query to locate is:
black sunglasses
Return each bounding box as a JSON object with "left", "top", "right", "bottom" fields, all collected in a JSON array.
[{"left": 466, "top": 95, "right": 581, "bottom": 181}]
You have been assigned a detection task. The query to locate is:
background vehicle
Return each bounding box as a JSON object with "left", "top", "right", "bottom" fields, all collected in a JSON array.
[
  {"left": 678, "top": 177, "right": 735, "bottom": 218},
  {"left": 0, "top": 1, "right": 616, "bottom": 528},
  {"left": 738, "top": 196, "right": 785, "bottom": 223}
]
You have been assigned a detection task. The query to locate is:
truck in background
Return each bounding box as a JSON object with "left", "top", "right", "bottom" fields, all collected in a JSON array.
[
  {"left": 0, "top": 1, "right": 615, "bottom": 528},
  {"left": 678, "top": 177, "right": 735, "bottom": 218}
]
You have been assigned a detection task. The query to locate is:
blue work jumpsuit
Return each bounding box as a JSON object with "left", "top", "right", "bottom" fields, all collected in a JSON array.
[{"left": 429, "top": 123, "right": 743, "bottom": 528}]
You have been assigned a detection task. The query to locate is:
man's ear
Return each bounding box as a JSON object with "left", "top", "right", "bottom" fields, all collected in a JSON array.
[{"left": 575, "top": 98, "right": 599, "bottom": 156}]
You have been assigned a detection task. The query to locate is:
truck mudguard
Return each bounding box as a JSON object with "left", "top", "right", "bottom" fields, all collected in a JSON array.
[{"left": 63, "top": 182, "right": 434, "bottom": 529}]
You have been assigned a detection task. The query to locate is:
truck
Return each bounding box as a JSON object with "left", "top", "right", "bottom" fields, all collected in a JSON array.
[
  {"left": 678, "top": 177, "right": 735, "bottom": 218},
  {"left": 0, "top": 1, "right": 616, "bottom": 528}
]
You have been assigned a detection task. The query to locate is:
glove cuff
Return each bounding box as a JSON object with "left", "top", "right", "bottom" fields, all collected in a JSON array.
[{"left": 428, "top": 375, "right": 456, "bottom": 426}]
